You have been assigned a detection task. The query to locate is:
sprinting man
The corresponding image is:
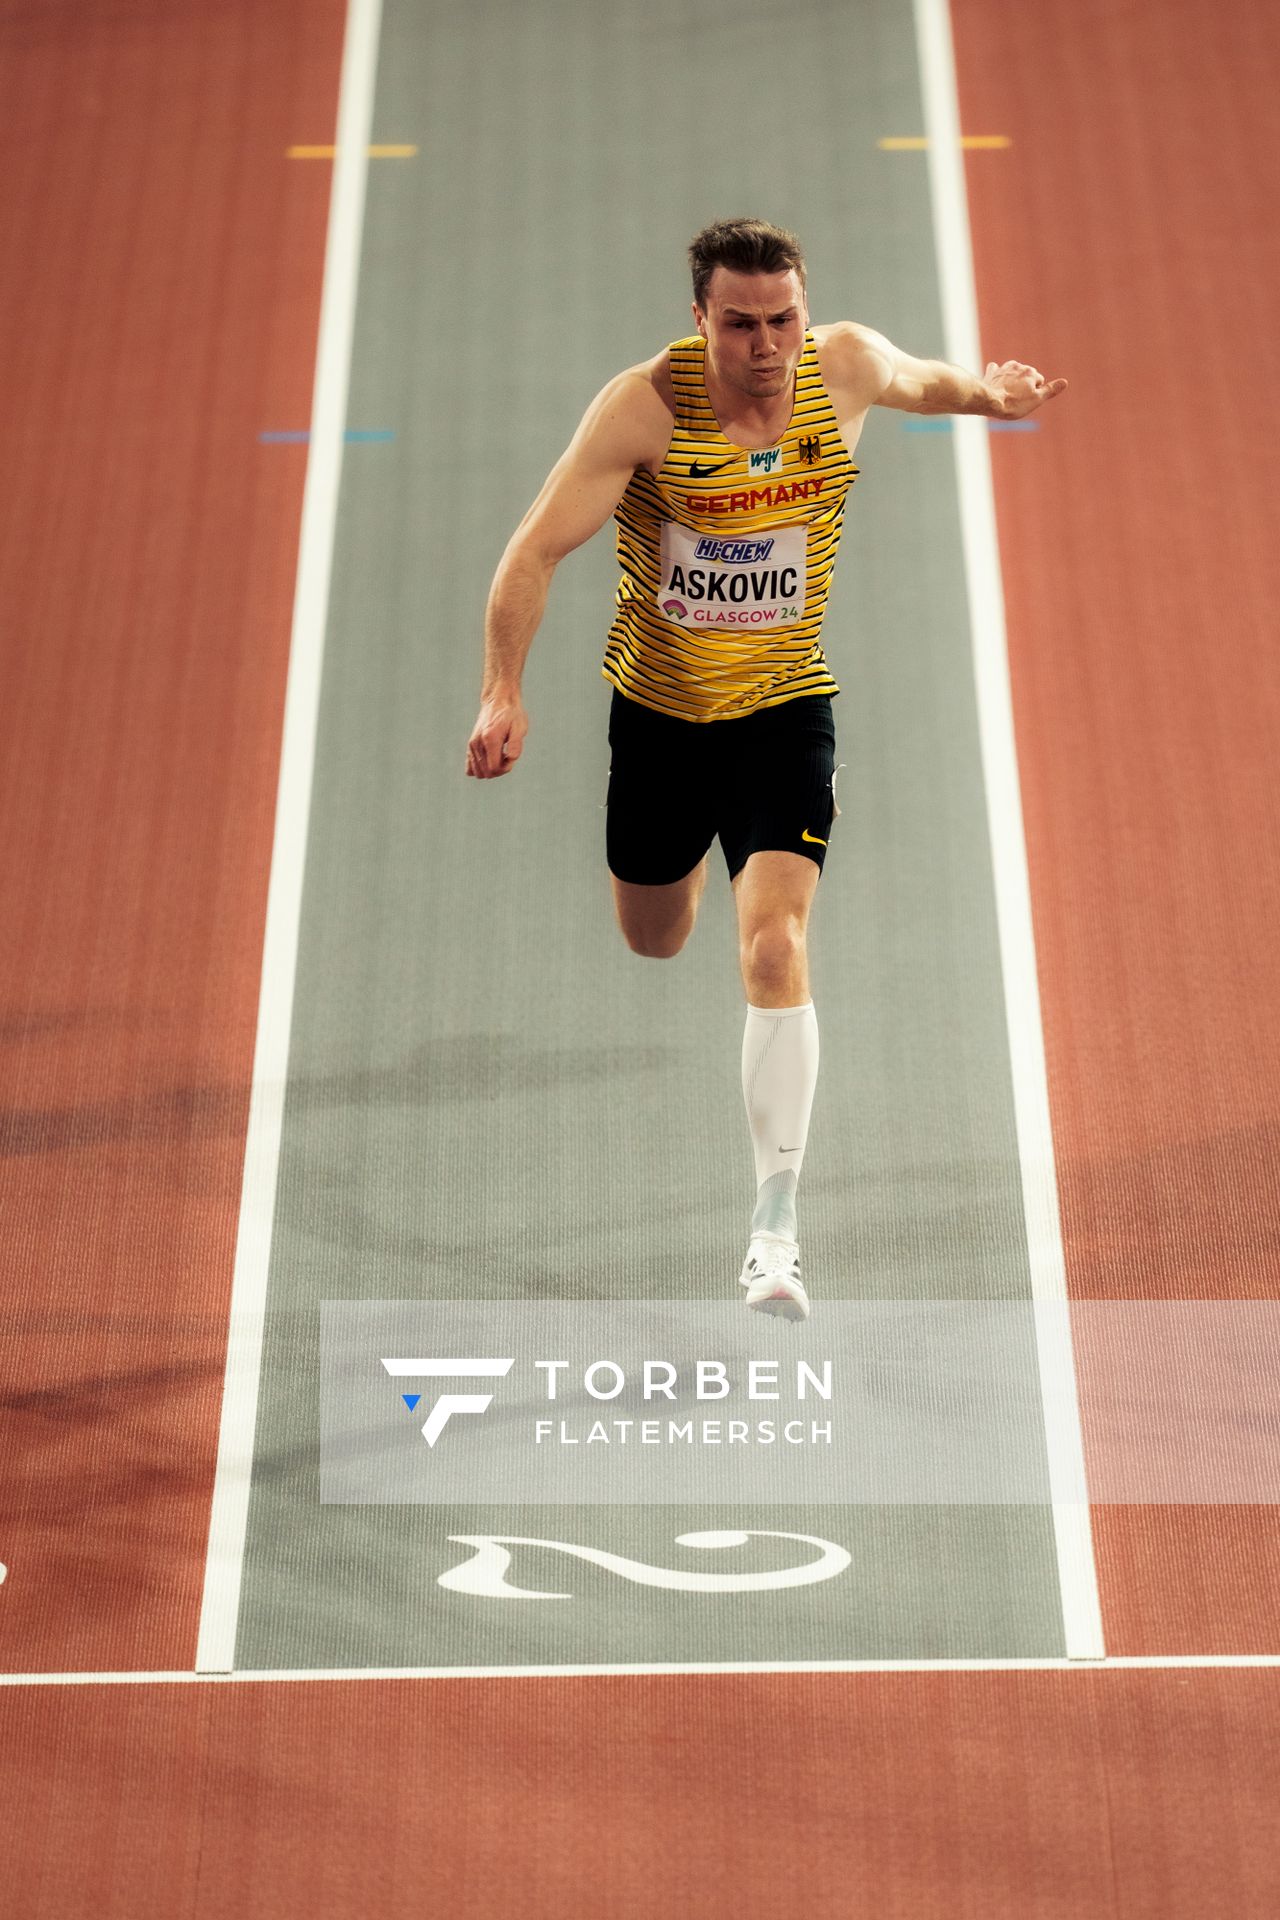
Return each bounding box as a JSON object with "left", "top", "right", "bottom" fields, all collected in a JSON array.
[{"left": 466, "top": 218, "right": 1065, "bottom": 1321}]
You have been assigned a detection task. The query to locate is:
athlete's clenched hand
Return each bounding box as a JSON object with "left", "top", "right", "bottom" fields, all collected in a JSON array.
[
  {"left": 985, "top": 360, "right": 1068, "bottom": 419},
  {"left": 466, "top": 692, "right": 528, "bottom": 778}
]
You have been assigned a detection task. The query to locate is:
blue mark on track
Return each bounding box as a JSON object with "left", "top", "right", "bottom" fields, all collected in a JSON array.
[
  {"left": 901, "top": 418, "right": 1040, "bottom": 434},
  {"left": 259, "top": 429, "right": 397, "bottom": 444},
  {"left": 402, "top": 1393, "right": 421, "bottom": 1412}
]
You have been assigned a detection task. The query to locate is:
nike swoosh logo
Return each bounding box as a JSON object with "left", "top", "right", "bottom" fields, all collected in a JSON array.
[
  {"left": 689, "top": 459, "right": 734, "bottom": 477},
  {"left": 801, "top": 829, "right": 827, "bottom": 846}
]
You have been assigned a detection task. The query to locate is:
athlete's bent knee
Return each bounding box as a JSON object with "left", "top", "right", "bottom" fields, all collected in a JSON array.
[
  {"left": 612, "top": 862, "right": 704, "bottom": 961},
  {"left": 622, "top": 924, "right": 689, "bottom": 960}
]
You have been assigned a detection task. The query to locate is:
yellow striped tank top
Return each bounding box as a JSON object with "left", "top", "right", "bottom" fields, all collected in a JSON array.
[{"left": 602, "top": 331, "right": 859, "bottom": 722}]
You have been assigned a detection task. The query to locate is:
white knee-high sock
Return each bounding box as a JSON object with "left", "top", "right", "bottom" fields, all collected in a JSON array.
[{"left": 741, "top": 1001, "right": 819, "bottom": 1241}]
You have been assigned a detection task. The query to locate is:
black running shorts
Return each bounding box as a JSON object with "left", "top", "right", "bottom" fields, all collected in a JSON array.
[{"left": 605, "top": 689, "right": 839, "bottom": 885}]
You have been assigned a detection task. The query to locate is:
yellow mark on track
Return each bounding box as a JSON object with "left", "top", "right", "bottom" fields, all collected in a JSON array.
[
  {"left": 288, "top": 144, "right": 419, "bottom": 158},
  {"left": 879, "top": 135, "right": 1011, "bottom": 149}
]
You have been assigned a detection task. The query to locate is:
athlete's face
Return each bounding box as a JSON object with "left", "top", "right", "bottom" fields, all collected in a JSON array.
[{"left": 694, "top": 267, "right": 809, "bottom": 402}]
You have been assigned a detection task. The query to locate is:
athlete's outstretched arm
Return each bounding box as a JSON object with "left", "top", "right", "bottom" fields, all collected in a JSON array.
[
  {"left": 466, "top": 371, "right": 669, "bottom": 779},
  {"left": 829, "top": 321, "right": 1066, "bottom": 420}
]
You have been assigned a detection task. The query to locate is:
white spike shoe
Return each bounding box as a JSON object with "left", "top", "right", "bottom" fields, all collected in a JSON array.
[{"left": 739, "top": 1231, "right": 809, "bottom": 1322}]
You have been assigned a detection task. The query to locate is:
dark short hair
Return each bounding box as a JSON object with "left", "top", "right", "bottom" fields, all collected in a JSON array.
[{"left": 688, "top": 218, "right": 807, "bottom": 311}]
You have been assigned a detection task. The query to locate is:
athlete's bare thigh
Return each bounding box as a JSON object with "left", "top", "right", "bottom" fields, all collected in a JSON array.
[{"left": 611, "top": 857, "right": 708, "bottom": 959}]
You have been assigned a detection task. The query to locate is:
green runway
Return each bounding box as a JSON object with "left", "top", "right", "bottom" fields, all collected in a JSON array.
[{"left": 234, "top": 0, "right": 1065, "bottom": 1669}]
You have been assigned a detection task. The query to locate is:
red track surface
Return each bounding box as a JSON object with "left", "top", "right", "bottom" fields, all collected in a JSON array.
[
  {"left": 954, "top": 0, "right": 1280, "bottom": 1651},
  {"left": 2, "top": 0, "right": 1279, "bottom": 1911},
  {"left": 7, "top": 1672, "right": 1280, "bottom": 1917},
  {"left": 0, "top": 0, "right": 345, "bottom": 1672}
]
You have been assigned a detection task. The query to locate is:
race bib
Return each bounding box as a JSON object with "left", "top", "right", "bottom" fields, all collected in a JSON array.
[{"left": 657, "top": 522, "right": 807, "bottom": 632}]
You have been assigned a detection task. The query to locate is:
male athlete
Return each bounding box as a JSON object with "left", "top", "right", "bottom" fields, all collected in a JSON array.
[{"left": 466, "top": 218, "right": 1065, "bottom": 1321}]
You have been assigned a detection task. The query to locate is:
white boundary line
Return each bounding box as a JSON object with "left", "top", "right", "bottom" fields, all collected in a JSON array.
[
  {"left": 913, "top": 0, "right": 1105, "bottom": 1658},
  {"left": 194, "top": 0, "right": 384, "bottom": 1674},
  {"left": 6, "top": 1656, "right": 1280, "bottom": 1688}
]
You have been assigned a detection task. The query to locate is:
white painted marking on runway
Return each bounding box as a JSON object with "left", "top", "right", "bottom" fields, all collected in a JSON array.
[
  {"left": 194, "top": 0, "right": 385, "bottom": 1676},
  {"left": 913, "top": 0, "right": 1106, "bottom": 1661},
  {"left": 4, "top": 1655, "right": 1280, "bottom": 1687},
  {"left": 437, "top": 1531, "right": 852, "bottom": 1598}
]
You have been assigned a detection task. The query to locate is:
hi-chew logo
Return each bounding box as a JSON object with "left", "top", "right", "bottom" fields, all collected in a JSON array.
[
  {"left": 693, "top": 537, "right": 776, "bottom": 565},
  {"left": 382, "top": 1357, "right": 514, "bottom": 1445}
]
